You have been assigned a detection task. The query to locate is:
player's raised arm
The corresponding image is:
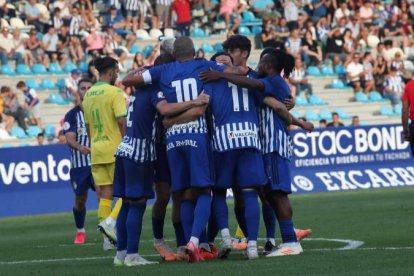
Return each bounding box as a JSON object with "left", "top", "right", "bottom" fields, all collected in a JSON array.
[
  {"left": 163, "top": 104, "right": 209, "bottom": 128},
  {"left": 200, "top": 70, "right": 265, "bottom": 91},
  {"left": 291, "top": 116, "right": 314, "bottom": 132},
  {"left": 122, "top": 69, "right": 146, "bottom": 87},
  {"left": 155, "top": 91, "right": 210, "bottom": 117}
]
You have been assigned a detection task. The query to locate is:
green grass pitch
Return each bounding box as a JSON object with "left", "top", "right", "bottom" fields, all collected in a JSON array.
[{"left": 1, "top": 187, "right": 414, "bottom": 276}]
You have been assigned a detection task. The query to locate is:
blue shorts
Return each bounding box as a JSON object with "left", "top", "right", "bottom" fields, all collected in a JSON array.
[
  {"left": 263, "top": 152, "right": 292, "bottom": 194},
  {"left": 214, "top": 149, "right": 267, "bottom": 189},
  {"left": 166, "top": 134, "right": 214, "bottom": 192},
  {"left": 113, "top": 157, "right": 155, "bottom": 199},
  {"left": 154, "top": 142, "right": 171, "bottom": 183},
  {"left": 70, "top": 167, "right": 94, "bottom": 195}
]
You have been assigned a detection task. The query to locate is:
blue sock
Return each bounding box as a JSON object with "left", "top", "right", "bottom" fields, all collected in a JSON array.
[
  {"left": 262, "top": 203, "right": 276, "bottom": 240},
  {"left": 234, "top": 206, "right": 248, "bottom": 237},
  {"left": 180, "top": 199, "right": 195, "bottom": 243},
  {"left": 73, "top": 207, "right": 86, "bottom": 229},
  {"left": 152, "top": 217, "right": 164, "bottom": 240},
  {"left": 191, "top": 192, "right": 211, "bottom": 238},
  {"left": 242, "top": 190, "right": 260, "bottom": 242},
  {"left": 200, "top": 228, "right": 208, "bottom": 244},
  {"left": 116, "top": 202, "right": 129, "bottom": 251},
  {"left": 279, "top": 220, "right": 297, "bottom": 243},
  {"left": 212, "top": 190, "right": 228, "bottom": 230},
  {"left": 173, "top": 222, "right": 187, "bottom": 247},
  {"left": 207, "top": 213, "right": 218, "bottom": 243},
  {"left": 126, "top": 202, "right": 146, "bottom": 254}
]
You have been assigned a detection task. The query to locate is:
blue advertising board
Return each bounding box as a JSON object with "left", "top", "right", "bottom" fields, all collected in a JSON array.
[{"left": 1, "top": 124, "right": 413, "bottom": 217}]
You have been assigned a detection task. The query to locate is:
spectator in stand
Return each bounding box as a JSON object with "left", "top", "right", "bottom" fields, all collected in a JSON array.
[
  {"left": 65, "top": 69, "right": 81, "bottom": 101},
  {"left": 373, "top": 55, "right": 388, "bottom": 91},
  {"left": 50, "top": 7, "right": 64, "bottom": 30},
  {"left": 319, "top": 119, "right": 327, "bottom": 128},
  {"left": 326, "top": 27, "right": 346, "bottom": 62},
  {"left": 24, "top": 0, "right": 44, "bottom": 32},
  {"left": 285, "top": 27, "right": 308, "bottom": 64},
  {"left": 384, "top": 0, "right": 400, "bottom": 17},
  {"left": 1, "top": 86, "right": 28, "bottom": 131},
  {"left": 383, "top": 14, "right": 404, "bottom": 41},
  {"left": 346, "top": 52, "right": 364, "bottom": 93},
  {"left": 346, "top": 14, "right": 361, "bottom": 40},
  {"left": 104, "top": 5, "right": 126, "bottom": 35},
  {"left": 362, "top": 52, "right": 376, "bottom": 94},
  {"left": 125, "top": 0, "right": 141, "bottom": 32},
  {"left": 383, "top": 65, "right": 405, "bottom": 106},
  {"left": 132, "top": 52, "right": 146, "bottom": 69},
  {"left": 84, "top": 27, "right": 106, "bottom": 57},
  {"left": 389, "top": 52, "right": 405, "bottom": 76},
  {"left": 334, "top": 2, "right": 350, "bottom": 25},
  {"left": 138, "top": 0, "right": 156, "bottom": 31},
  {"left": 403, "top": 36, "right": 414, "bottom": 64},
  {"left": 372, "top": 0, "right": 387, "bottom": 27},
  {"left": 53, "top": 0, "right": 71, "bottom": 23},
  {"left": 0, "top": 90, "right": 14, "bottom": 132},
  {"left": 251, "top": 0, "right": 275, "bottom": 19},
  {"left": 302, "top": 30, "right": 322, "bottom": 65},
  {"left": 311, "top": 0, "right": 328, "bottom": 21},
  {"left": 327, "top": 112, "right": 344, "bottom": 127},
  {"left": 42, "top": 25, "right": 67, "bottom": 67},
  {"left": 351, "top": 115, "right": 360, "bottom": 127},
  {"left": 103, "top": 26, "right": 128, "bottom": 72},
  {"left": 316, "top": 16, "right": 331, "bottom": 45},
  {"left": 171, "top": 0, "right": 192, "bottom": 37},
  {"left": 25, "top": 28, "right": 46, "bottom": 67},
  {"left": 16, "top": 81, "right": 43, "bottom": 129},
  {"left": 343, "top": 28, "right": 356, "bottom": 56},
  {"left": 275, "top": 17, "right": 290, "bottom": 39},
  {"left": 359, "top": 0, "right": 374, "bottom": 28},
  {"left": 12, "top": 28, "right": 33, "bottom": 67},
  {"left": 57, "top": 129, "right": 67, "bottom": 144},
  {"left": 261, "top": 19, "right": 279, "bottom": 48},
  {"left": 57, "top": 25, "right": 70, "bottom": 64},
  {"left": 0, "top": 1, "right": 16, "bottom": 19},
  {"left": 282, "top": 0, "right": 300, "bottom": 29},
  {"left": 155, "top": 0, "right": 171, "bottom": 29},
  {"left": 196, "top": 48, "right": 205, "bottom": 59},
  {"left": 69, "top": 7, "right": 85, "bottom": 63},
  {"left": 401, "top": 13, "right": 414, "bottom": 38},
  {"left": 75, "top": 0, "right": 96, "bottom": 28},
  {"left": 37, "top": 132, "right": 45, "bottom": 145},
  {"left": 0, "top": 26, "right": 24, "bottom": 66},
  {"left": 290, "top": 57, "right": 313, "bottom": 97}
]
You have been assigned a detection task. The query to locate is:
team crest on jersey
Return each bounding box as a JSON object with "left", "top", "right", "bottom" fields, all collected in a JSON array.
[
  {"left": 63, "top": 122, "right": 70, "bottom": 131},
  {"left": 77, "top": 128, "right": 84, "bottom": 135},
  {"left": 157, "top": 91, "right": 165, "bottom": 99}
]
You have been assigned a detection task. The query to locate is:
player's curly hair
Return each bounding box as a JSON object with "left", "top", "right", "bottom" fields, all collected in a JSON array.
[
  {"left": 93, "top": 56, "right": 118, "bottom": 75},
  {"left": 260, "top": 48, "right": 294, "bottom": 79}
]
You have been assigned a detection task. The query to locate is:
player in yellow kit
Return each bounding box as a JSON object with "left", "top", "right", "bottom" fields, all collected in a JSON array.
[{"left": 82, "top": 57, "right": 127, "bottom": 250}]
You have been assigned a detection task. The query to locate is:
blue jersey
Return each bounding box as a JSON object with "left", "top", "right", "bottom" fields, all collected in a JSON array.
[
  {"left": 258, "top": 75, "right": 293, "bottom": 158},
  {"left": 204, "top": 69, "right": 261, "bottom": 152},
  {"left": 63, "top": 105, "right": 91, "bottom": 168},
  {"left": 115, "top": 84, "right": 159, "bottom": 163},
  {"left": 143, "top": 58, "right": 225, "bottom": 139}
]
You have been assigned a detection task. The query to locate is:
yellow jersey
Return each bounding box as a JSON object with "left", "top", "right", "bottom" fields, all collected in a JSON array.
[{"left": 82, "top": 82, "right": 127, "bottom": 165}]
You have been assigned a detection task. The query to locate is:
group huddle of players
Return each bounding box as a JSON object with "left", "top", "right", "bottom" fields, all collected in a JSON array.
[{"left": 63, "top": 34, "right": 314, "bottom": 266}]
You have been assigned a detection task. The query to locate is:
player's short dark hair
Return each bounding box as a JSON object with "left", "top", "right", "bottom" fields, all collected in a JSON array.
[
  {"left": 154, "top": 53, "right": 175, "bottom": 66},
  {"left": 1, "top": 86, "right": 10, "bottom": 93},
  {"left": 319, "top": 119, "right": 327, "bottom": 124},
  {"left": 210, "top": 52, "right": 234, "bottom": 64},
  {"left": 78, "top": 78, "right": 93, "bottom": 87},
  {"left": 37, "top": 132, "right": 44, "bottom": 138},
  {"left": 16, "top": 81, "right": 26, "bottom": 88},
  {"left": 332, "top": 112, "right": 339, "bottom": 117},
  {"left": 260, "top": 49, "right": 294, "bottom": 79},
  {"left": 93, "top": 56, "right": 118, "bottom": 75},
  {"left": 173, "top": 37, "right": 195, "bottom": 59},
  {"left": 222, "top": 35, "right": 251, "bottom": 58}
]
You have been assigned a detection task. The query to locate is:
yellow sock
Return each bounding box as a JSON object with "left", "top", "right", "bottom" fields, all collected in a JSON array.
[
  {"left": 98, "top": 198, "right": 112, "bottom": 222},
  {"left": 235, "top": 225, "right": 246, "bottom": 239},
  {"left": 109, "top": 198, "right": 122, "bottom": 220}
]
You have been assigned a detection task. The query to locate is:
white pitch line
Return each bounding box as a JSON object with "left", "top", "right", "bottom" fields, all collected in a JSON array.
[{"left": 305, "top": 238, "right": 364, "bottom": 250}]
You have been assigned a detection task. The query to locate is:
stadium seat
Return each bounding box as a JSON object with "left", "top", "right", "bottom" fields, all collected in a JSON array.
[
  {"left": 319, "top": 109, "right": 332, "bottom": 120},
  {"left": 25, "top": 79, "right": 40, "bottom": 90},
  {"left": 355, "top": 92, "right": 369, "bottom": 103},
  {"left": 27, "top": 126, "right": 43, "bottom": 138},
  {"left": 136, "top": 29, "right": 150, "bottom": 40},
  {"left": 242, "top": 11, "right": 259, "bottom": 23},
  {"left": 143, "top": 45, "right": 154, "bottom": 58},
  {"left": 129, "top": 45, "right": 142, "bottom": 55},
  {"left": 214, "top": 42, "right": 224, "bottom": 52},
  {"left": 32, "top": 63, "right": 48, "bottom": 74},
  {"left": 1, "top": 144, "right": 14, "bottom": 148},
  {"left": 16, "top": 64, "right": 33, "bottom": 75},
  {"left": 191, "top": 27, "right": 206, "bottom": 38},
  {"left": 238, "top": 26, "right": 252, "bottom": 35},
  {"left": 149, "top": 29, "right": 163, "bottom": 40},
  {"left": 164, "top": 28, "right": 174, "bottom": 38},
  {"left": 334, "top": 64, "right": 347, "bottom": 75},
  {"left": 44, "top": 124, "right": 56, "bottom": 138},
  {"left": 63, "top": 62, "right": 77, "bottom": 73},
  {"left": 307, "top": 66, "right": 321, "bottom": 76},
  {"left": 394, "top": 104, "right": 402, "bottom": 115},
  {"left": 79, "top": 61, "right": 88, "bottom": 73},
  {"left": 49, "top": 63, "right": 64, "bottom": 74},
  {"left": 305, "top": 110, "right": 319, "bottom": 121},
  {"left": 380, "top": 105, "right": 395, "bottom": 116},
  {"left": 369, "top": 91, "right": 387, "bottom": 102},
  {"left": 252, "top": 26, "right": 262, "bottom": 35},
  {"left": 19, "top": 143, "right": 30, "bottom": 147},
  {"left": 48, "top": 93, "right": 63, "bottom": 104},
  {"left": 201, "top": 43, "right": 215, "bottom": 54},
  {"left": 331, "top": 79, "right": 345, "bottom": 89},
  {"left": 335, "top": 108, "right": 352, "bottom": 119},
  {"left": 290, "top": 110, "right": 302, "bottom": 118},
  {"left": 1, "top": 64, "right": 16, "bottom": 76},
  {"left": 295, "top": 95, "right": 309, "bottom": 106},
  {"left": 320, "top": 66, "right": 335, "bottom": 76},
  {"left": 36, "top": 32, "right": 44, "bottom": 40},
  {"left": 10, "top": 127, "right": 28, "bottom": 139},
  {"left": 56, "top": 78, "right": 66, "bottom": 90},
  {"left": 309, "top": 95, "right": 327, "bottom": 105},
  {"left": 40, "top": 79, "right": 57, "bottom": 90}
]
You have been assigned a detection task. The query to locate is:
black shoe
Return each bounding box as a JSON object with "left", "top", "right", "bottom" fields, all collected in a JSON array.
[{"left": 263, "top": 241, "right": 276, "bottom": 255}]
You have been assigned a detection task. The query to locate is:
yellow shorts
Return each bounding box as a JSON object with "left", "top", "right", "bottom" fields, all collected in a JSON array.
[{"left": 92, "top": 163, "right": 115, "bottom": 186}]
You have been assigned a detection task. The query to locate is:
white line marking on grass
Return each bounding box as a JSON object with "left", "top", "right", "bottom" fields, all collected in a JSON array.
[{"left": 305, "top": 238, "right": 364, "bottom": 250}]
